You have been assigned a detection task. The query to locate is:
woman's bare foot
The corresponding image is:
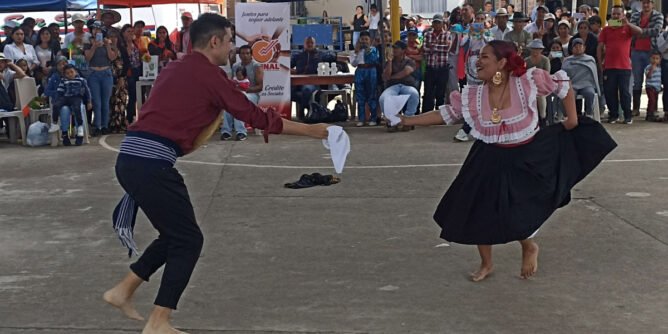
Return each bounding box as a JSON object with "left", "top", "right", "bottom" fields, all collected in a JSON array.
[
  {"left": 520, "top": 240, "right": 539, "bottom": 279},
  {"left": 142, "top": 306, "right": 187, "bottom": 334},
  {"left": 103, "top": 288, "right": 145, "bottom": 321},
  {"left": 142, "top": 323, "right": 189, "bottom": 334},
  {"left": 470, "top": 263, "right": 494, "bottom": 282}
]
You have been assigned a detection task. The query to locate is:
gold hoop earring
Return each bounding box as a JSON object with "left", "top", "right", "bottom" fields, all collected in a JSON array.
[{"left": 492, "top": 71, "right": 503, "bottom": 86}]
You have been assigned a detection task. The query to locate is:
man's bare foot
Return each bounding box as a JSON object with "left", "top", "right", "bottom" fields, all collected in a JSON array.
[
  {"left": 520, "top": 240, "right": 539, "bottom": 279},
  {"left": 103, "top": 288, "right": 145, "bottom": 321},
  {"left": 470, "top": 264, "right": 494, "bottom": 282}
]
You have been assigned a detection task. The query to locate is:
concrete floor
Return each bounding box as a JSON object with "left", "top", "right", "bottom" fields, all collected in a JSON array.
[{"left": 0, "top": 118, "right": 667, "bottom": 333}]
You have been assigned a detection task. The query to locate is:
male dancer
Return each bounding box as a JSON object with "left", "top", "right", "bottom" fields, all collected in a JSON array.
[{"left": 102, "top": 14, "right": 329, "bottom": 334}]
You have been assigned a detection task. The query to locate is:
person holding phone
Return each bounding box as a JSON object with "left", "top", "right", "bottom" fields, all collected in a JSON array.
[
  {"left": 84, "top": 22, "right": 118, "bottom": 135},
  {"left": 597, "top": 5, "right": 642, "bottom": 124}
]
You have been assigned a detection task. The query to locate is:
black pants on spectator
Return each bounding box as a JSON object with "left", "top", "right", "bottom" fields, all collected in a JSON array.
[
  {"left": 126, "top": 66, "right": 142, "bottom": 123},
  {"left": 422, "top": 66, "right": 449, "bottom": 114},
  {"left": 661, "top": 59, "right": 668, "bottom": 114},
  {"left": 52, "top": 96, "right": 83, "bottom": 125},
  {"left": 115, "top": 155, "right": 204, "bottom": 310},
  {"left": 603, "top": 69, "right": 632, "bottom": 121}
]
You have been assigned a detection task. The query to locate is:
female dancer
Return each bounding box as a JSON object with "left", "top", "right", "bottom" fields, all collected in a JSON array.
[{"left": 401, "top": 40, "right": 616, "bottom": 282}]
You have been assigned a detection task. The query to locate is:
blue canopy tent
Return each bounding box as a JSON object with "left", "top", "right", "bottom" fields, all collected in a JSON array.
[
  {"left": 0, "top": 0, "right": 96, "bottom": 12},
  {"left": 0, "top": 1, "right": 96, "bottom": 35}
]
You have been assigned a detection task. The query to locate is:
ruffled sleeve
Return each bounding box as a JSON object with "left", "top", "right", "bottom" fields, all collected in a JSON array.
[
  {"left": 438, "top": 91, "right": 464, "bottom": 125},
  {"left": 531, "top": 68, "right": 570, "bottom": 99}
]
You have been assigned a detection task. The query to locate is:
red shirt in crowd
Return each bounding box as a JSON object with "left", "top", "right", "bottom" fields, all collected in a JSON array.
[
  {"left": 599, "top": 25, "right": 633, "bottom": 71},
  {"left": 634, "top": 14, "right": 652, "bottom": 51},
  {"left": 130, "top": 51, "right": 283, "bottom": 154}
]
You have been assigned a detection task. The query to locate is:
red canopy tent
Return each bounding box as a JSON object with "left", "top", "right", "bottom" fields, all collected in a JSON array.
[{"left": 96, "top": 0, "right": 225, "bottom": 22}]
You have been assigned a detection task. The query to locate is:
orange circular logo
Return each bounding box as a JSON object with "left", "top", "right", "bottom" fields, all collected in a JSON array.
[{"left": 251, "top": 39, "right": 281, "bottom": 63}]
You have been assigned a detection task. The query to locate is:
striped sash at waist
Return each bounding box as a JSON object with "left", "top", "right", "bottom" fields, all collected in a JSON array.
[{"left": 113, "top": 134, "right": 178, "bottom": 257}]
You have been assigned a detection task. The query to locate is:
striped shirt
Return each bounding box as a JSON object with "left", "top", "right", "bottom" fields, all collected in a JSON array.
[
  {"left": 630, "top": 10, "right": 665, "bottom": 51},
  {"left": 645, "top": 64, "right": 662, "bottom": 90},
  {"left": 423, "top": 29, "right": 450, "bottom": 68}
]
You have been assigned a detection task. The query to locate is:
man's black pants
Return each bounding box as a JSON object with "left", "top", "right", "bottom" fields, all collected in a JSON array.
[{"left": 115, "top": 155, "right": 203, "bottom": 310}]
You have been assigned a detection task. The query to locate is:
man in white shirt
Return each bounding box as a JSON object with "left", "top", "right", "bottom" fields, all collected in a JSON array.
[
  {"left": 525, "top": 5, "right": 548, "bottom": 37},
  {"left": 490, "top": 8, "right": 512, "bottom": 41},
  {"left": 63, "top": 14, "right": 91, "bottom": 49}
]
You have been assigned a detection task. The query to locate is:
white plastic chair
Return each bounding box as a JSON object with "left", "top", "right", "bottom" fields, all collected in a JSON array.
[
  {"left": 48, "top": 98, "right": 90, "bottom": 146},
  {"left": 575, "top": 94, "right": 601, "bottom": 122},
  {"left": 14, "top": 77, "right": 51, "bottom": 123},
  {"left": 0, "top": 109, "right": 27, "bottom": 145}
]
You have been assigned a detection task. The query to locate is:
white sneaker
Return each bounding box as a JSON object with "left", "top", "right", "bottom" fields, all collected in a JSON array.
[
  {"left": 368, "top": 121, "right": 377, "bottom": 126},
  {"left": 356, "top": 122, "right": 364, "bottom": 127},
  {"left": 76, "top": 125, "right": 84, "bottom": 137},
  {"left": 454, "top": 129, "right": 470, "bottom": 142},
  {"left": 48, "top": 123, "right": 60, "bottom": 133}
]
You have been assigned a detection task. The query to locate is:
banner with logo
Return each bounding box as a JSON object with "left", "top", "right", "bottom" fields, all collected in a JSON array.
[{"left": 235, "top": 2, "right": 292, "bottom": 119}]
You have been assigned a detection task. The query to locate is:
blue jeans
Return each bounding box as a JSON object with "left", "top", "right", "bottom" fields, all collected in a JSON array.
[
  {"left": 603, "top": 69, "right": 632, "bottom": 121},
  {"left": 221, "top": 92, "right": 258, "bottom": 135},
  {"left": 379, "top": 84, "right": 420, "bottom": 116},
  {"left": 631, "top": 50, "right": 650, "bottom": 92},
  {"left": 352, "top": 31, "right": 361, "bottom": 48},
  {"left": 88, "top": 68, "right": 113, "bottom": 130},
  {"left": 58, "top": 104, "right": 85, "bottom": 132},
  {"left": 574, "top": 86, "right": 596, "bottom": 116}
]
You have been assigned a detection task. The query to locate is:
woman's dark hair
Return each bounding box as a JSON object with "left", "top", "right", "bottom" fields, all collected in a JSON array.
[
  {"left": 10, "top": 27, "right": 22, "bottom": 41},
  {"left": 577, "top": 20, "right": 590, "bottom": 30},
  {"left": 356, "top": 5, "right": 364, "bottom": 12},
  {"left": 235, "top": 66, "right": 247, "bottom": 77},
  {"left": 35, "top": 27, "right": 51, "bottom": 46},
  {"left": 449, "top": 7, "right": 462, "bottom": 26},
  {"left": 549, "top": 40, "right": 563, "bottom": 50},
  {"left": 155, "top": 25, "right": 174, "bottom": 50},
  {"left": 190, "top": 13, "right": 232, "bottom": 49},
  {"left": 486, "top": 40, "right": 527, "bottom": 77},
  {"left": 118, "top": 24, "right": 132, "bottom": 49},
  {"left": 14, "top": 58, "right": 32, "bottom": 76}
]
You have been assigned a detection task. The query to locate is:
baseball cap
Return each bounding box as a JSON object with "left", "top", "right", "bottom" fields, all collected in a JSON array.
[
  {"left": 432, "top": 14, "right": 444, "bottom": 22},
  {"left": 406, "top": 27, "right": 419, "bottom": 35},
  {"left": 71, "top": 13, "right": 86, "bottom": 24},
  {"left": 572, "top": 38, "right": 584, "bottom": 46},
  {"left": 181, "top": 12, "right": 193, "bottom": 19}
]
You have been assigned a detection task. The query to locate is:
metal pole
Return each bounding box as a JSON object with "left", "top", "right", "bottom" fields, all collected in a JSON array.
[
  {"left": 600, "top": 0, "right": 609, "bottom": 26},
  {"left": 390, "top": 0, "right": 399, "bottom": 42},
  {"left": 64, "top": 9, "right": 68, "bottom": 34}
]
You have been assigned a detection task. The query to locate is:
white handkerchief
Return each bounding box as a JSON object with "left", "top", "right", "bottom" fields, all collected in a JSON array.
[
  {"left": 322, "top": 126, "right": 350, "bottom": 174},
  {"left": 384, "top": 95, "right": 410, "bottom": 126}
]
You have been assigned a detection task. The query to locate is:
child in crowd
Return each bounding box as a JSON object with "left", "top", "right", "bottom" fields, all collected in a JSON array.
[
  {"left": 350, "top": 30, "right": 380, "bottom": 126},
  {"left": 8, "top": 59, "right": 33, "bottom": 104},
  {"left": 50, "top": 64, "right": 92, "bottom": 146},
  {"left": 233, "top": 66, "right": 250, "bottom": 92},
  {"left": 644, "top": 51, "right": 663, "bottom": 122}
]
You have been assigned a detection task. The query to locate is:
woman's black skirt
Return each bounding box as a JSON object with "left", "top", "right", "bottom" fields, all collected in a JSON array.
[{"left": 434, "top": 117, "right": 617, "bottom": 245}]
